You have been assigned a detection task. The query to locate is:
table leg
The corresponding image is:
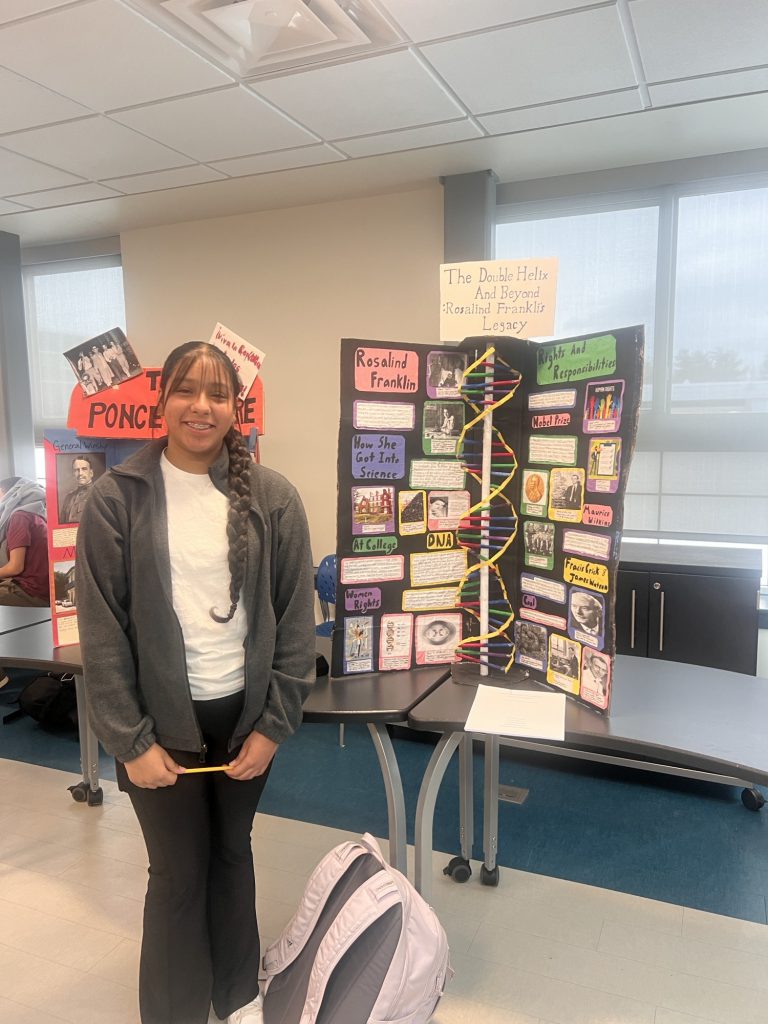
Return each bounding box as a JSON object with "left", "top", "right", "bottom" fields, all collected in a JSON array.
[
  {"left": 367, "top": 723, "right": 407, "bottom": 875},
  {"left": 70, "top": 674, "right": 102, "bottom": 806},
  {"left": 459, "top": 733, "right": 474, "bottom": 862},
  {"left": 483, "top": 734, "right": 499, "bottom": 876},
  {"left": 414, "top": 731, "right": 463, "bottom": 900}
]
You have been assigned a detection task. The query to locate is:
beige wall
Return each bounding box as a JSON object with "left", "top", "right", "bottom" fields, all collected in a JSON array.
[{"left": 120, "top": 185, "right": 444, "bottom": 559}]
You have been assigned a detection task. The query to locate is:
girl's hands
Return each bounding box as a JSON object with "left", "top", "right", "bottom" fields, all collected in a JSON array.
[
  {"left": 125, "top": 743, "right": 185, "bottom": 789},
  {"left": 226, "top": 731, "right": 277, "bottom": 780}
]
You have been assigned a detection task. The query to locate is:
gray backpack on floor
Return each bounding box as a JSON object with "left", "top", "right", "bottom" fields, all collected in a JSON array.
[{"left": 260, "top": 833, "right": 452, "bottom": 1024}]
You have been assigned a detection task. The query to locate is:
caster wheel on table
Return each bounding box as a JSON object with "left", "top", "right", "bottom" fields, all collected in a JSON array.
[
  {"left": 480, "top": 865, "right": 499, "bottom": 887},
  {"left": 443, "top": 856, "right": 472, "bottom": 884},
  {"left": 68, "top": 782, "right": 103, "bottom": 806},
  {"left": 741, "top": 788, "right": 765, "bottom": 812}
]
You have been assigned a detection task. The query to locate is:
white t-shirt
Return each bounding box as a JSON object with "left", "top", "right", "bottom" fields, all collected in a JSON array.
[{"left": 160, "top": 451, "right": 247, "bottom": 700}]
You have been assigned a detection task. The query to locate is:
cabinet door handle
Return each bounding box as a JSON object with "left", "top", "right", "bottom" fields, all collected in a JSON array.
[
  {"left": 630, "top": 589, "right": 636, "bottom": 649},
  {"left": 658, "top": 590, "right": 665, "bottom": 653}
]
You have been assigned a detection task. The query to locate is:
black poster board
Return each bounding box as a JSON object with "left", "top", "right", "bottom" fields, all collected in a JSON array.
[{"left": 333, "top": 328, "right": 644, "bottom": 713}]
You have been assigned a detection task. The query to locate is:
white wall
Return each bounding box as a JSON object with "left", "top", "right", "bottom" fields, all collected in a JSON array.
[{"left": 120, "top": 185, "right": 444, "bottom": 560}]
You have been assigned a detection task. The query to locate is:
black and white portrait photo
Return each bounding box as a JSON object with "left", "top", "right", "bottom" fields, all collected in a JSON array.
[
  {"left": 568, "top": 589, "right": 604, "bottom": 639},
  {"left": 65, "top": 328, "right": 142, "bottom": 397},
  {"left": 56, "top": 452, "right": 106, "bottom": 524},
  {"left": 550, "top": 469, "right": 585, "bottom": 511}
]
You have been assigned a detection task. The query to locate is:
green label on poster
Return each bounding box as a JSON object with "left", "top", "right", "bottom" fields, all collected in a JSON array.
[
  {"left": 537, "top": 335, "right": 617, "bottom": 385},
  {"left": 353, "top": 535, "right": 398, "bottom": 555}
]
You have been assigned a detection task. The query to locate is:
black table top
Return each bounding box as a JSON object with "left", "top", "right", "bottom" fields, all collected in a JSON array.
[
  {"left": 0, "top": 606, "right": 52, "bottom": 635},
  {"left": 408, "top": 655, "right": 768, "bottom": 786},
  {"left": 303, "top": 668, "right": 450, "bottom": 722},
  {"left": 0, "top": 623, "right": 450, "bottom": 724},
  {"left": 0, "top": 619, "right": 83, "bottom": 673}
]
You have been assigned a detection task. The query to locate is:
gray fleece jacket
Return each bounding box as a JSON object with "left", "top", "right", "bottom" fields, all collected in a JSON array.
[{"left": 75, "top": 439, "right": 316, "bottom": 763}]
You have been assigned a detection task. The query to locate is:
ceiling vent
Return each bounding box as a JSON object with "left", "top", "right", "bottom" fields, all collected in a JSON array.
[{"left": 131, "top": 0, "right": 403, "bottom": 77}]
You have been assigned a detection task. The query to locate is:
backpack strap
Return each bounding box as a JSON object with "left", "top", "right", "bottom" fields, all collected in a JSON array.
[
  {"left": 261, "top": 841, "right": 371, "bottom": 980},
  {"left": 298, "top": 873, "right": 401, "bottom": 1024}
]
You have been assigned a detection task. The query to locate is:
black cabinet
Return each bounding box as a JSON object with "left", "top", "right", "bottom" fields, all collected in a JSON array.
[{"left": 616, "top": 544, "right": 761, "bottom": 676}]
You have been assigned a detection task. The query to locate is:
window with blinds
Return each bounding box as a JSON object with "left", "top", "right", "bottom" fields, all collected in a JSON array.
[
  {"left": 22, "top": 255, "right": 126, "bottom": 440},
  {"left": 496, "top": 179, "right": 768, "bottom": 578}
]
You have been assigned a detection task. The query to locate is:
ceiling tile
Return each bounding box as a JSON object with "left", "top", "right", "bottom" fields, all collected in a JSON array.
[
  {"left": 0, "top": 0, "right": 74, "bottom": 24},
  {"left": 649, "top": 68, "right": 768, "bottom": 106},
  {"left": 0, "top": 146, "right": 83, "bottom": 195},
  {"left": 0, "top": 197, "right": 28, "bottom": 213},
  {"left": 422, "top": 7, "right": 637, "bottom": 114},
  {"left": 0, "top": 0, "right": 231, "bottom": 111},
  {"left": 104, "top": 165, "right": 227, "bottom": 195},
  {"left": 1, "top": 117, "right": 193, "bottom": 179},
  {"left": 382, "top": 0, "right": 599, "bottom": 42},
  {"left": 113, "top": 87, "right": 317, "bottom": 163},
  {"left": 0, "top": 66, "right": 89, "bottom": 134},
  {"left": 480, "top": 90, "right": 643, "bottom": 135},
  {"left": 631, "top": 0, "right": 768, "bottom": 82},
  {"left": 7, "top": 182, "right": 122, "bottom": 208},
  {"left": 337, "top": 118, "right": 483, "bottom": 158},
  {"left": 250, "top": 50, "right": 465, "bottom": 139},
  {"left": 209, "top": 144, "right": 343, "bottom": 178}
]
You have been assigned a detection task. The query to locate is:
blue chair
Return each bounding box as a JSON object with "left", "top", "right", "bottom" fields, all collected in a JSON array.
[
  {"left": 315, "top": 554, "right": 342, "bottom": 744},
  {"left": 315, "top": 554, "right": 337, "bottom": 640}
]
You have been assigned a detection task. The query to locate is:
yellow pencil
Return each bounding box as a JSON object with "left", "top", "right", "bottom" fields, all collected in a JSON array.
[{"left": 182, "top": 765, "right": 232, "bottom": 774}]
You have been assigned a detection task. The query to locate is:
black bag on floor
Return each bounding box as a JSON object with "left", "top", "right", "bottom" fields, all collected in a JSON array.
[{"left": 18, "top": 673, "right": 78, "bottom": 732}]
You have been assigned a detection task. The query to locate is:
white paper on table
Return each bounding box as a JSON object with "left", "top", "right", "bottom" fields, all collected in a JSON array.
[{"left": 465, "top": 685, "right": 566, "bottom": 741}]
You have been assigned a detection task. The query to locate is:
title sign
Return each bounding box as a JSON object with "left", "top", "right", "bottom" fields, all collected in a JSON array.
[
  {"left": 440, "top": 258, "right": 558, "bottom": 341},
  {"left": 67, "top": 369, "right": 264, "bottom": 439}
]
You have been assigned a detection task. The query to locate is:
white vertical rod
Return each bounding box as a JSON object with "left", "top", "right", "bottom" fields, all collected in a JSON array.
[{"left": 479, "top": 351, "right": 494, "bottom": 676}]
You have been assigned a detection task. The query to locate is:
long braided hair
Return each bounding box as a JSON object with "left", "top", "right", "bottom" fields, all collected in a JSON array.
[{"left": 159, "top": 342, "right": 252, "bottom": 624}]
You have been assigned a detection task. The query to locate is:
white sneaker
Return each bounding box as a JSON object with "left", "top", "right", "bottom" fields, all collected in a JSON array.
[{"left": 227, "top": 993, "right": 264, "bottom": 1023}]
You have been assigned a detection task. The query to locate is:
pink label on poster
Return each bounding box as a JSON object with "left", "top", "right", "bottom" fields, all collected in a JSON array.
[
  {"left": 582, "top": 504, "right": 613, "bottom": 527},
  {"left": 531, "top": 412, "right": 571, "bottom": 429},
  {"left": 354, "top": 347, "right": 419, "bottom": 394},
  {"left": 344, "top": 588, "right": 382, "bottom": 613}
]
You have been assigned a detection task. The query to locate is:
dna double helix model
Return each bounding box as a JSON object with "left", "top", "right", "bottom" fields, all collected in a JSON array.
[{"left": 454, "top": 346, "right": 523, "bottom": 674}]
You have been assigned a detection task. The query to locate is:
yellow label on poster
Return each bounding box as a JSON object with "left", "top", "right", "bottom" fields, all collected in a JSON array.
[
  {"left": 440, "top": 258, "right": 558, "bottom": 341},
  {"left": 563, "top": 557, "right": 609, "bottom": 593}
]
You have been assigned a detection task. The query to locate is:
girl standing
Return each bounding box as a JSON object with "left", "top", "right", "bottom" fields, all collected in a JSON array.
[{"left": 76, "top": 342, "right": 316, "bottom": 1024}]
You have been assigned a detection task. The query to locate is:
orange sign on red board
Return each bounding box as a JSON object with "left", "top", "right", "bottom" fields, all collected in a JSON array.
[{"left": 67, "top": 368, "right": 264, "bottom": 439}]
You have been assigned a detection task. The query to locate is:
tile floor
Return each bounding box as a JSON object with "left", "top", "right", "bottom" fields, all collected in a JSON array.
[{"left": 0, "top": 758, "right": 767, "bottom": 1024}]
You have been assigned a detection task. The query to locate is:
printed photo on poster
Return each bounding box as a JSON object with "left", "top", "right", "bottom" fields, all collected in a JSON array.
[
  {"left": 587, "top": 438, "right": 622, "bottom": 493},
  {"left": 57, "top": 451, "right": 106, "bottom": 524},
  {"left": 583, "top": 380, "right": 624, "bottom": 434},
  {"left": 65, "top": 328, "right": 141, "bottom": 396},
  {"left": 547, "top": 633, "right": 581, "bottom": 694},
  {"left": 520, "top": 469, "right": 549, "bottom": 518},
  {"left": 523, "top": 521, "right": 555, "bottom": 570},
  {"left": 514, "top": 620, "right": 548, "bottom": 671},
  {"left": 344, "top": 616, "right": 374, "bottom": 673},
  {"left": 398, "top": 490, "right": 426, "bottom": 536},
  {"left": 379, "top": 613, "right": 413, "bottom": 671},
  {"left": 422, "top": 401, "right": 463, "bottom": 455},
  {"left": 568, "top": 588, "right": 605, "bottom": 649},
  {"left": 52, "top": 560, "right": 76, "bottom": 612},
  {"left": 415, "top": 612, "right": 461, "bottom": 665},
  {"left": 352, "top": 486, "right": 395, "bottom": 535},
  {"left": 581, "top": 648, "right": 611, "bottom": 709},
  {"left": 428, "top": 489, "right": 470, "bottom": 531},
  {"left": 426, "top": 350, "right": 467, "bottom": 398},
  {"left": 548, "top": 468, "right": 585, "bottom": 523}
]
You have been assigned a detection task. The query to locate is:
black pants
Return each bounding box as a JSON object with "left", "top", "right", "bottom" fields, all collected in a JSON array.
[{"left": 117, "top": 692, "right": 271, "bottom": 1024}]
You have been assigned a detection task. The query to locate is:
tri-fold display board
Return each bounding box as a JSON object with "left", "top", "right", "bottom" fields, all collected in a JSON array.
[{"left": 333, "top": 328, "right": 644, "bottom": 713}]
